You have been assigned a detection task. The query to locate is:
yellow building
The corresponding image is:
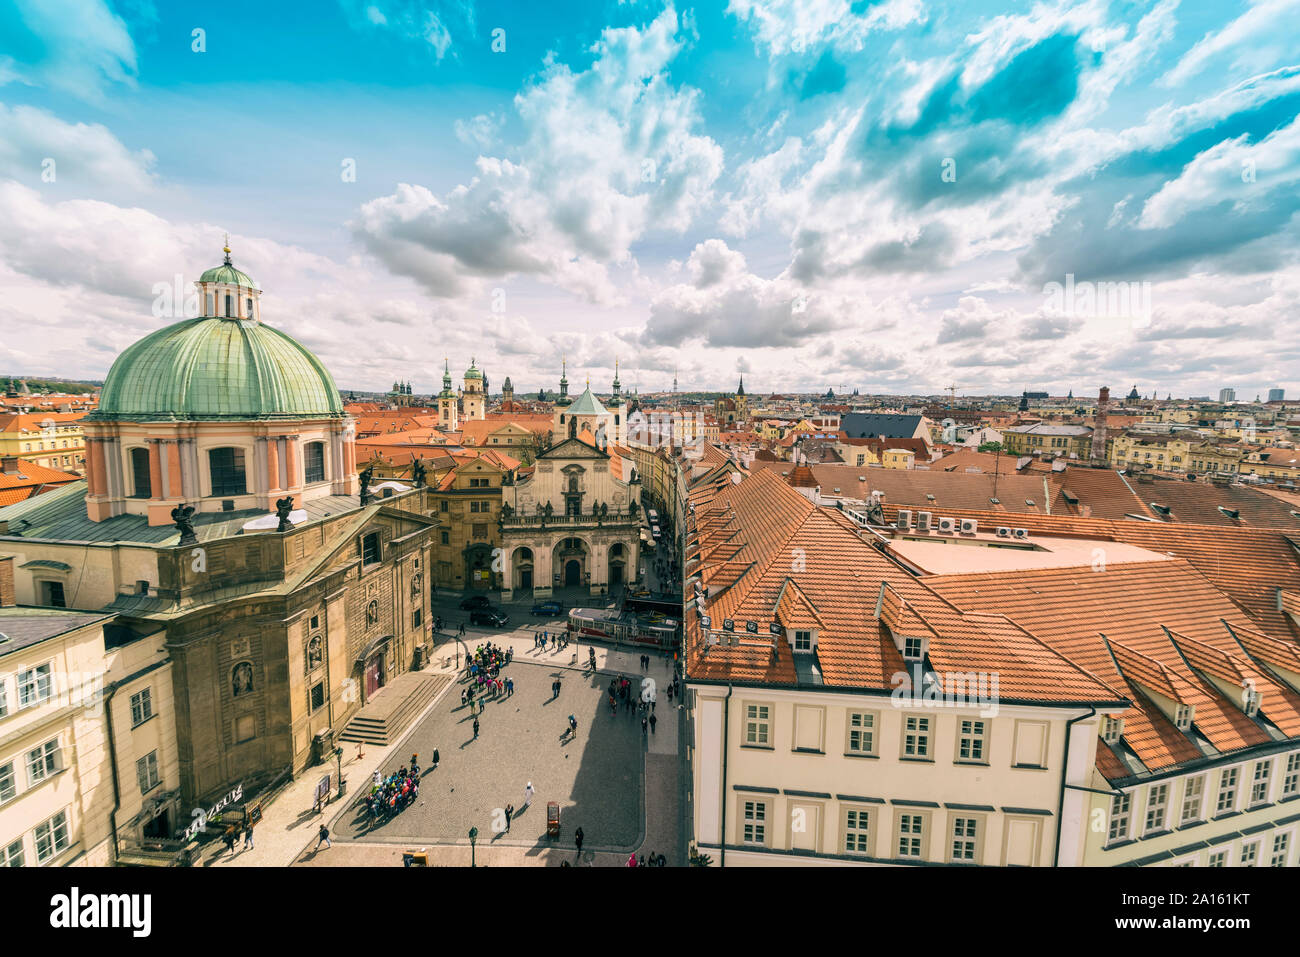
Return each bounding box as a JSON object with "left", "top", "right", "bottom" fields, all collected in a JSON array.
[
  {"left": 1109, "top": 433, "right": 1194, "bottom": 472},
  {"left": 0, "top": 412, "right": 88, "bottom": 474},
  {"left": 1187, "top": 441, "right": 1244, "bottom": 475},
  {"left": 1002, "top": 423, "right": 1092, "bottom": 457}
]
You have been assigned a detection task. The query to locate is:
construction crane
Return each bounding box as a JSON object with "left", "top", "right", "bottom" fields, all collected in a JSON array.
[{"left": 945, "top": 383, "right": 959, "bottom": 403}]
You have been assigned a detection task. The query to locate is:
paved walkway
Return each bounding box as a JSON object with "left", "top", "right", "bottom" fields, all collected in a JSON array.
[{"left": 202, "top": 621, "right": 682, "bottom": 868}]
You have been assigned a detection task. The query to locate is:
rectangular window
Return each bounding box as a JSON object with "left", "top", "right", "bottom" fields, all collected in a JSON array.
[
  {"left": 1207, "top": 849, "right": 1227, "bottom": 867},
  {"left": 950, "top": 816, "right": 979, "bottom": 862},
  {"left": 0, "top": 678, "right": 7, "bottom": 718},
  {"left": 440, "top": 531, "right": 450, "bottom": 545},
  {"left": 39, "top": 580, "right": 66, "bottom": 608},
  {"left": 304, "top": 442, "right": 325, "bottom": 484},
  {"left": 2, "top": 840, "right": 22, "bottom": 867},
  {"left": 957, "top": 719, "right": 986, "bottom": 762},
  {"left": 208, "top": 447, "right": 248, "bottom": 496},
  {"left": 1101, "top": 715, "right": 1123, "bottom": 744},
  {"left": 1270, "top": 832, "right": 1290, "bottom": 867},
  {"left": 235, "top": 714, "right": 256, "bottom": 743},
  {"left": 362, "top": 532, "right": 382, "bottom": 565},
  {"left": 440, "top": 501, "right": 449, "bottom": 512},
  {"left": 1216, "top": 767, "right": 1239, "bottom": 815},
  {"left": 1145, "top": 783, "right": 1169, "bottom": 833},
  {"left": 18, "top": 663, "right": 53, "bottom": 708},
  {"left": 470, "top": 501, "right": 481, "bottom": 512},
  {"left": 0, "top": 761, "right": 15, "bottom": 803},
  {"left": 897, "top": 813, "right": 925, "bottom": 859},
  {"left": 1175, "top": 703, "right": 1192, "bottom": 730},
  {"left": 1283, "top": 753, "right": 1300, "bottom": 798},
  {"left": 472, "top": 523, "right": 488, "bottom": 540},
  {"left": 130, "top": 446, "right": 152, "bottom": 498},
  {"left": 1251, "top": 760, "right": 1272, "bottom": 806},
  {"left": 26, "top": 739, "right": 61, "bottom": 784},
  {"left": 1180, "top": 775, "right": 1205, "bottom": 824},
  {"left": 1108, "top": 793, "right": 1131, "bottom": 843},
  {"left": 903, "top": 715, "right": 931, "bottom": 759},
  {"left": 310, "top": 682, "right": 325, "bottom": 712},
  {"left": 130, "top": 687, "right": 153, "bottom": 727},
  {"left": 136, "top": 751, "right": 160, "bottom": 794},
  {"left": 844, "top": 808, "right": 871, "bottom": 855},
  {"left": 793, "top": 630, "right": 811, "bottom": 651},
  {"left": 34, "top": 810, "right": 70, "bottom": 863},
  {"left": 741, "top": 800, "right": 766, "bottom": 845},
  {"left": 413, "top": 608, "right": 422, "bottom": 630},
  {"left": 745, "top": 704, "right": 771, "bottom": 747},
  {"left": 903, "top": 636, "right": 922, "bottom": 659},
  {"left": 1240, "top": 841, "right": 1258, "bottom": 866},
  {"left": 846, "top": 711, "right": 876, "bottom": 755}
]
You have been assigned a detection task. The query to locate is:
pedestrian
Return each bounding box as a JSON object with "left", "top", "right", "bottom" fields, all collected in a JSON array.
[
  {"left": 641, "top": 715, "right": 648, "bottom": 734},
  {"left": 460, "top": 688, "right": 467, "bottom": 707},
  {"left": 504, "top": 803, "right": 514, "bottom": 833},
  {"left": 223, "top": 826, "right": 237, "bottom": 854},
  {"left": 651, "top": 697, "right": 656, "bottom": 713},
  {"left": 473, "top": 717, "right": 480, "bottom": 739},
  {"left": 627, "top": 853, "right": 637, "bottom": 867},
  {"left": 432, "top": 748, "right": 440, "bottom": 769},
  {"left": 316, "top": 824, "right": 331, "bottom": 850},
  {"left": 523, "top": 781, "right": 535, "bottom": 809},
  {"left": 575, "top": 826, "right": 584, "bottom": 854},
  {"left": 243, "top": 823, "right": 254, "bottom": 849},
  {"left": 649, "top": 712, "right": 657, "bottom": 734}
]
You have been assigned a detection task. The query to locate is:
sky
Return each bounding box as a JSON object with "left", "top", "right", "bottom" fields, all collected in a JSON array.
[{"left": 0, "top": 0, "right": 1297, "bottom": 399}]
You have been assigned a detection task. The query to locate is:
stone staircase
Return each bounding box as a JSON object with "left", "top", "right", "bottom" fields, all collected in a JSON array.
[{"left": 339, "top": 672, "right": 450, "bottom": 746}]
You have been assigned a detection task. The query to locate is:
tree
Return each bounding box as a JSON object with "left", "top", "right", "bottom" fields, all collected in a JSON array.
[{"left": 977, "top": 441, "right": 1003, "bottom": 453}]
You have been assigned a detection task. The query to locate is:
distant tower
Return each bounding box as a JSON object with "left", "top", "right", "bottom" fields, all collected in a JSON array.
[
  {"left": 1091, "top": 386, "right": 1110, "bottom": 464},
  {"left": 502, "top": 375, "right": 514, "bottom": 410},
  {"left": 557, "top": 357, "right": 571, "bottom": 406},
  {"left": 437, "top": 359, "right": 459, "bottom": 431},
  {"left": 610, "top": 359, "right": 624, "bottom": 444},
  {"left": 463, "top": 358, "right": 486, "bottom": 420}
]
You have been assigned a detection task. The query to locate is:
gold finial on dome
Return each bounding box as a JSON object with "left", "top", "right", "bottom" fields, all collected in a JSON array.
[{"left": 222, "top": 232, "right": 232, "bottom": 264}]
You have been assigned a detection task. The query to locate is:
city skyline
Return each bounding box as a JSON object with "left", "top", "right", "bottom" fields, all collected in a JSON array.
[{"left": 1, "top": 0, "right": 1297, "bottom": 397}]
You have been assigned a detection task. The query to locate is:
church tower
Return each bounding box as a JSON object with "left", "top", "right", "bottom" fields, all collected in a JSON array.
[
  {"left": 438, "top": 359, "right": 459, "bottom": 431},
  {"left": 463, "top": 358, "right": 486, "bottom": 420},
  {"left": 736, "top": 375, "right": 749, "bottom": 423},
  {"left": 502, "top": 375, "right": 514, "bottom": 411},
  {"left": 557, "top": 357, "right": 571, "bottom": 407},
  {"left": 610, "top": 358, "right": 624, "bottom": 445}
]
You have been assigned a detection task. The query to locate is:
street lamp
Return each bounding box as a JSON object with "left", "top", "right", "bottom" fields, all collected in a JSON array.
[
  {"left": 469, "top": 826, "right": 478, "bottom": 867},
  {"left": 333, "top": 746, "right": 345, "bottom": 797}
]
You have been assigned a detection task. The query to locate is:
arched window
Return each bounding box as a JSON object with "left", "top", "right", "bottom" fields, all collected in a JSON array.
[
  {"left": 130, "top": 447, "right": 152, "bottom": 498},
  {"left": 224, "top": 293, "right": 233, "bottom": 317},
  {"left": 209, "top": 447, "right": 247, "bottom": 496},
  {"left": 306, "top": 635, "right": 323, "bottom": 672},
  {"left": 304, "top": 441, "right": 325, "bottom": 484}
]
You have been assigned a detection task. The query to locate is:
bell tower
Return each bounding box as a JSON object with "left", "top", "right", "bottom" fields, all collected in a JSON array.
[{"left": 438, "top": 359, "right": 459, "bottom": 431}]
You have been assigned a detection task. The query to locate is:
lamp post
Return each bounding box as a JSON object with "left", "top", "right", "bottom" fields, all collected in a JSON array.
[
  {"left": 469, "top": 826, "right": 478, "bottom": 867},
  {"left": 333, "top": 746, "right": 345, "bottom": 797}
]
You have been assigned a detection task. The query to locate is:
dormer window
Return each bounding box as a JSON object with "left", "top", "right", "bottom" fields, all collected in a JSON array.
[
  {"left": 1175, "top": 703, "right": 1193, "bottom": 731},
  {"left": 1102, "top": 715, "right": 1124, "bottom": 744},
  {"left": 1244, "top": 687, "right": 1262, "bottom": 718},
  {"left": 793, "top": 630, "right": 813, "bottom": 652},
  {"left": 903, "top": 636, "right": 923, "bottom": 660}
]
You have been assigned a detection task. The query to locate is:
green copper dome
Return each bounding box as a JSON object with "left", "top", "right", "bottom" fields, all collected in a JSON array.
[
  {"left": 91, "top": 316, "right": 344, "bottom": 422},
  {"left": 464, "top": 358, "right": 482, "bottom": 380},
  {"left": 198, "top": 262, "right": 257, "bottom": 288}
]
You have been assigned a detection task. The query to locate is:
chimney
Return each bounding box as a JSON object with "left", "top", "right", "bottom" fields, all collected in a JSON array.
[
  {"left": 0, "top": 555, "right": 14, "bottom": 608},
  {"left": 1, "top": 455, "right": 20, "bottom": 476},
  {"left": 1090, "top": 386, "right": 1110, "bottom": 465}
]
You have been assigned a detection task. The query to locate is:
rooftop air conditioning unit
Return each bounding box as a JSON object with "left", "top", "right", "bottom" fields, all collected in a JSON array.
[
  {"left": 1012, "top": 528, "right": 1029, "bottom": 540},
  {"left": 937, "top": 517, "right": 956, "bottom": 534},
  {"left": 915, "top": 511, "right": 932, "bottom": 531},
  {"left": 996, "top": 526, "right": 1013, "bottom": 538},
  {"left": 896, "top": 509, "right": 912, "bottom": 530},
  {"left": 959, "top": 518, "right": 978, "bottom": 535}
]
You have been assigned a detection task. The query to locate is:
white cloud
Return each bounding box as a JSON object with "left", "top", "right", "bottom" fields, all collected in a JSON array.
[
  {"left": 0, "top": 103, "right": 156, "bottom": 192},
  {"left": 726, "top": 0, "right": 925, "bottom": 56},
  {"left": 1160, "top": 0, "right": 1294, "bottom": 88},
  {"left": 3, "top": 0, "right": 137, "bottom": 102}
]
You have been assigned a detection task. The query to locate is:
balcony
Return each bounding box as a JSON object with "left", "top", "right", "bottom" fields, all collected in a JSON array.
[{"left": 500, "top": 507, "right": 639, "bottom": 529}]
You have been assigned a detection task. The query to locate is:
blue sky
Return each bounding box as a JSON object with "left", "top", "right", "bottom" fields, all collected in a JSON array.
[{"left": 1, "top": 0, "right": 1298, "bottom": 399}]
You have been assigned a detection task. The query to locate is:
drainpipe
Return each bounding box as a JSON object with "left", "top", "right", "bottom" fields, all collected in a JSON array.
[
  {"left": 720, "top": 682, "right": 733, "bottom": 868},
  {"left": 1054, "top": 705, "right": 1095, "bottom": 867},
  {"left": 104, "top": 681, "right": 123, "bottom": 864}
]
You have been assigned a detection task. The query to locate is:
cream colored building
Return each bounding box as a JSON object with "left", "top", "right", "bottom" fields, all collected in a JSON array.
[{"left": 0, "top": 570, "right": 178, "bottom": 867}]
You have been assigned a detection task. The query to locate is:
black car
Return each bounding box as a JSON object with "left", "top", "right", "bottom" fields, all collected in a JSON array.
[
  {"left": 531, "top": 600, "right": 564, "bottom": 617},
  {"left": 460, "top": 595, "right": 492, "bottom": 610},
  {"left": 470, "top": 609, "right": 510, "bottom": 628}
]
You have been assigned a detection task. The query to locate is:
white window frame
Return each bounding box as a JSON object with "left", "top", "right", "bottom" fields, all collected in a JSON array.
[
  {"left": 26, "top": 738, "right": 61, "bottom": 785},
  {"left": 1216, "top": 767, "right": 1239, "bottom": 815},
  {"left": 1175, "top": 703, "right": 1192, "bottom": 731},
  {"left": 1270, "top": 832, "right": 1291, "bottom": 868},
  {"left": 950, "top": 815, "right": 980, "bottom": 863},
  {"left": 744, "top": 703, "right": 772, "bottom": 748},
  {"left": 1180, "top": 775, "right": 1205, "bottom": 825},
  {"left": 843, "top": 806, "right": 872, "bottom": 855},
  {"left": 1145, "top": 783, "right": 1169, "bottom": 834},
  {"left": 897, "top": 812, "right": 926, "bottom": 859},
  {"left": 34, "top": 809, "right": 70, "bottom": 864},
  {"left": 1101, "top": 715, "right": 1123, "bottom": 745},
  {"left": 0, "top": 761, "right": 15, "bottom": 804},
  {"left": 1107, "top": 792, "right": 1131, "bottom": 844},
  {"left": 1250, "top": 759, "right": 1272, "bottom": 807},
  {"left": 1207, "top": 849, "right": 1227, "bottom": 867},
  {"left": 1240, "top": 841, "right": 1259, "bottom": 866},
  {"left": 793, "top": 630, "right": 812, "bottom": 652},
  {"left": 1283, "top": 753, "right": 1300, "bottom": 798},
  {"left": 130, "top": 687, "right": 153, "bottom": 727},
  {"left": 846, "top": 711, "right": 877, "bottom": 756},
  {"left": 741, "top": 799, "right": 767, "bottom": 846},
  {"left": 136, "top": 750, "right": 160, "bottom": 795},
  {"left": 957, "top": 718, "right": 987, "bottom": 763},
  {"left": 18, "top": 662, "right": 53, "bottom": 709},
  {"left": 903, "top": 636, "right": 923, "bottom": 660},
  {"left": 902, "top": 715, "right": 931, "bottom": 759}
]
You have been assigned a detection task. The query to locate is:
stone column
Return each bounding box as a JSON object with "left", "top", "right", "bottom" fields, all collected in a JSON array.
[
  {"left": 88, "top": 438, "right": 106, "bottom": 496},
  {"left": 165, "top": 440, "right": 182, "bottom": 499},
  {"left": 284, "top": 436, "right": 300, "bottom": 491}
]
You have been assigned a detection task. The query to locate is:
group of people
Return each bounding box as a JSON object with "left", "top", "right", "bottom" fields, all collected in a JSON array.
[
  {"left": 627, "top": 851, "right": 668, "bottom": 867},
  {"left": 363, "top": 752, "right": 438, "bottom": 829},
  {"left": 533, "top": 630, "right": 568, "bottom": 651}
]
